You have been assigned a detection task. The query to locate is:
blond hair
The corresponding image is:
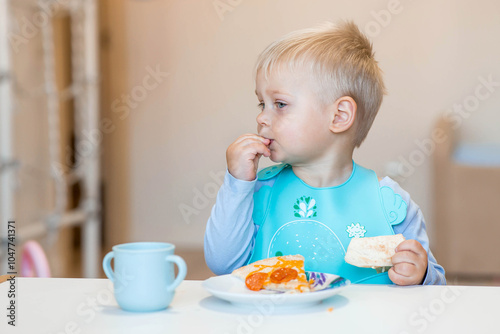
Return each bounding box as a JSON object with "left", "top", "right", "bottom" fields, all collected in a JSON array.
[{"left": 255, "top": 20, "right": 385, "bottom": 148}]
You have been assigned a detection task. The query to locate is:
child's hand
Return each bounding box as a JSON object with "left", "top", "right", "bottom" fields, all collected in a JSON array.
[
  {"left": 388, "top": 239, "right": 428, "bottom": 285},
  {"left": 226, "top": 134, "right": 271, "bottom": 181}
]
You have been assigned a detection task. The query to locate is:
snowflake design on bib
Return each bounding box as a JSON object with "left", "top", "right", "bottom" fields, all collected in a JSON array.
[
  {"left": 346, "top": 223, "right": 366, "bottom": 238},
  {"left": 293, "top": 196, "right": 317, "bottom": 218}
]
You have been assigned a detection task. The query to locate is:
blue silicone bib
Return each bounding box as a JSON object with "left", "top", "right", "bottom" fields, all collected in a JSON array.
[{"left": 248, "top": 162, "right": 407, "bottom": 284}]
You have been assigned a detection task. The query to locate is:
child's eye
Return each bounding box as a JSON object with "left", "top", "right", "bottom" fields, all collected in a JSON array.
[{"left": 257, "top": 101, "right": 286, "bottom": 110}]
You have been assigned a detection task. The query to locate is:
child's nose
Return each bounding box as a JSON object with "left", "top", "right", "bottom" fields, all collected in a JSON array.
[{"left": 256, "top": 111, "right": 270, "bottom": 127}]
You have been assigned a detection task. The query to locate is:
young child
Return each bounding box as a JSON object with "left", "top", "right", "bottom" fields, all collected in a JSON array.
[{"left": 204, "top": 21, "right": 445, "bottom": 285}]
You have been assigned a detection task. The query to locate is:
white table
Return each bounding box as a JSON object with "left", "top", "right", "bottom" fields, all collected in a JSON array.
[{"left": 0, "top": 278, "right": 498, "bottom": 333}]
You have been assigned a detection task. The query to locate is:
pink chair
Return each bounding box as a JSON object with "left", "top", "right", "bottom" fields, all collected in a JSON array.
[{"left": 20, "top": 241, "right": 51, "bottom": 278}]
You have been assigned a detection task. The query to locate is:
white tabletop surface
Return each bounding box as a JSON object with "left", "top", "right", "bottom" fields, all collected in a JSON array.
[{"left": 0, "top": 277, "right": 498, "bottom": 333}]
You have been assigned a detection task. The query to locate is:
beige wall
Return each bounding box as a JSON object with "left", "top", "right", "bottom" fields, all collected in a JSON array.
[
  {"left": 122, "top": 0, "right": 500, "bottom": 248},
  {"left": 100, "top": 0, "right": 130, "bottom": 250},
  {"left": 10, "top": 4, "right": 76, "bottom": 276}
]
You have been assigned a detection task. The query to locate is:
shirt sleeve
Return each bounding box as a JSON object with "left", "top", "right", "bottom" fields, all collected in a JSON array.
[
  {"left": 380, "top": 177, "right": 447, "bottom": 285},
  {"left": 204, "top": 170, "right": 259, "bottom": 275}
]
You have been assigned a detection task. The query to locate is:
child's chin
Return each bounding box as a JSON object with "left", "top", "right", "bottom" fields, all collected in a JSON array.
[{"left": 269, "top": 153, "right": 283, "bottom": 164}]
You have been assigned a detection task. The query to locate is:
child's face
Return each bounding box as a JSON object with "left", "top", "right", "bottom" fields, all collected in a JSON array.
[{"left": 255, "top": 66, "right": 333, "bottom": 165}]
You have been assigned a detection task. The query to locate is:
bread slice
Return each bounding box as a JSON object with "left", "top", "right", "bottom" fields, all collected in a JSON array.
[
  {"left": 344, "top": 234, "right": 406, "bottom": 268},
  {"left": 232, "top": 255, "right": 310, "bottom": 293}
]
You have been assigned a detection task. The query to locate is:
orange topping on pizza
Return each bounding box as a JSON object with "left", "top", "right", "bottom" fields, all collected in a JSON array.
[
  {"left": 245, "top": 272, "right": 267, "bottom": 291},
  {"left": 270, "top": 268, "right": 298, "bottom": 284},
  {"left": 232, "top": 255, "right": 310, "bottom": 293}
]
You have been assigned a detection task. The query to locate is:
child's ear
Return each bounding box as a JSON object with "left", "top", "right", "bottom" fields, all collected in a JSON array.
[{"left": 329, "top": 96, "right": 357, "bottom": 134}]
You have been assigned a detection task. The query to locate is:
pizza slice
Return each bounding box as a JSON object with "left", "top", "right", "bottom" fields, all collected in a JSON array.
[
  {"left": 344, "top": 234, "right": 406, "bottom": 268},
  {"left": 231, "top": 255, "right": 310, "bottom": 293}
]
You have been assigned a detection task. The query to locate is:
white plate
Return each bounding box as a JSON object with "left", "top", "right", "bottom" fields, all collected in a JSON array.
[{"left": 202, "top": 274, "right": 350, "bottom": 308}]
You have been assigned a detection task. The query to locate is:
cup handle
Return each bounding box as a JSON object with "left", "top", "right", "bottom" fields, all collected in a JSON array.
[
  {"left": 102, "top": 251, "right": 115, "bottom": 283},
  {"left": 165, "top": 255, "right": 187, "bottom": 292}
]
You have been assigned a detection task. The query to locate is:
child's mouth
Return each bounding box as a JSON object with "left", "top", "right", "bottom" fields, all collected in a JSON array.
[{"left": 261, "top": 135, "right": 274, "bottom": 146}]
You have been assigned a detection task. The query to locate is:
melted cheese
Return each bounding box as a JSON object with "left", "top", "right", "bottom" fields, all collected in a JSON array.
[{"left": 245, "top": 256, "right": 309, "bottom": 292}]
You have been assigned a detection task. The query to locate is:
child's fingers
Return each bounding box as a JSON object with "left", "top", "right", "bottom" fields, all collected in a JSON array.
[
  {"left": 395, "top": 239, "right": 426, "bottom": 257},
  {"left": 390, "top": 240, "right": 428, "bottom": 286},
  {"left": 234, "top": 134, "right": 270, "bottom": 145},
  {"left": 242, "top": 142, "right": 271, "bottom": 158},
  {"left": 392, "top": 250, "right": 420, "bottom": 267},
  {"left": 226, "top": 134, "right": 271, "bottom": 181},
  {"left": 388, "top": 267, "right": 414, "bottom": 286},
  {"left": 227, "top": 136, "right": 270, "bottom": 160},
  {"left": 241, "top": 140, "right": 270, "bottom": 150},
  {"left": 391, "top": 261, "right": 416, "bottom": 277}
]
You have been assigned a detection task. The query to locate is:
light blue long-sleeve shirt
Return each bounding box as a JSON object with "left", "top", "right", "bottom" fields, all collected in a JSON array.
[{"left": 204, "top": 170, "right": 446, "bottom": 285}]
